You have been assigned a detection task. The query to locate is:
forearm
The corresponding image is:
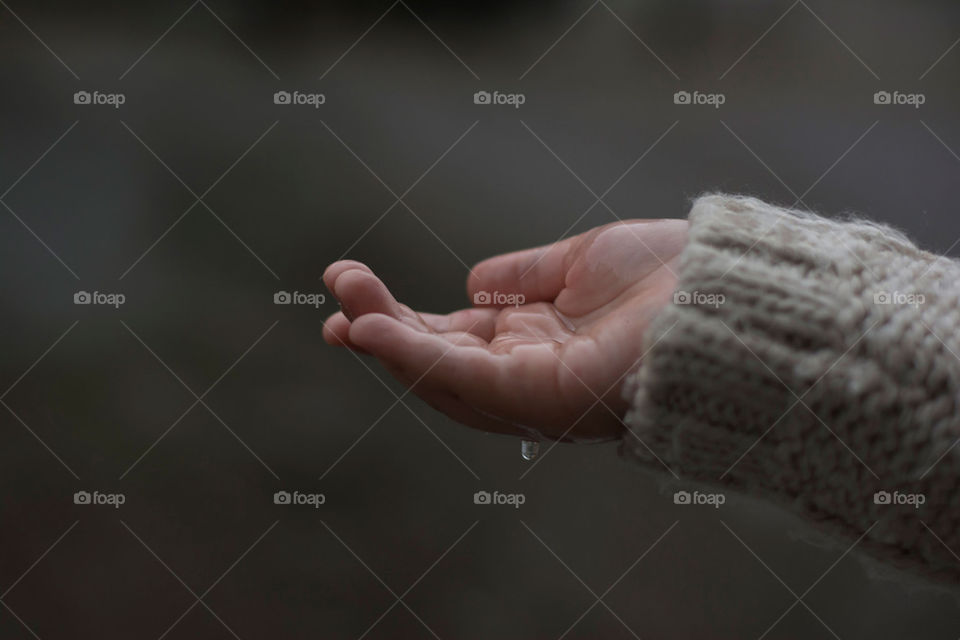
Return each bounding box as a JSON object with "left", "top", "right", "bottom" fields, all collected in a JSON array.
[{"left": 623, "top": 194, "right": 960, "bottom": 582}]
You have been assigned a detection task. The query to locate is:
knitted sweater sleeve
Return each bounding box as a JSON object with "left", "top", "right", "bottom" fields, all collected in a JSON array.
[{"left": 622, "top": 194, "right": 960, "bottom": 583}]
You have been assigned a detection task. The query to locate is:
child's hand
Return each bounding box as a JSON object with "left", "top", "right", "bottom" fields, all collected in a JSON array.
[{"left": 323, "top": 219, "right": 688, "bottom": 442}]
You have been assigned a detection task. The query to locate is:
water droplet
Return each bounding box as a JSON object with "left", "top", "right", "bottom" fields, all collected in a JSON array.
[{"left": 521, "top": 440, "right": 540, "bottom": 461}]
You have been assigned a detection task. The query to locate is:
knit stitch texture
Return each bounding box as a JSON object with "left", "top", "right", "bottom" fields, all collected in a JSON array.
[{"left": 622, "top": 194, "right": 960, "bottom": 583}]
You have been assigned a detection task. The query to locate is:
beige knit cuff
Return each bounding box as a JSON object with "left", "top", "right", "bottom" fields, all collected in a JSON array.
[{"left": 621, "top": 193, "right": 960, "bottom": 582}]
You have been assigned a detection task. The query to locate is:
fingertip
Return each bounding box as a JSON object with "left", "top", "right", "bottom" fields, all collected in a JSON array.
[
  {"left": 464, "top": 242, "right": 569, "bottom": 306},
  {"left": 323, "top": 260, "right": 373, "bottom": 292},
  {"left": 322, "top": 311, "right": 351, "bottom": 346},
  {"left": 333, "top": 268, "right": 401, "bottom": 320},
  {"left": 465, "top": 262, "right": 487, "bottom": 298}
]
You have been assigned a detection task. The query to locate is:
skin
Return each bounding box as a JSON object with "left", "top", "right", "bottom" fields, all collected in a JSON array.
[{"left": 323, "top": 219, "right": 689, "bottom": 442}]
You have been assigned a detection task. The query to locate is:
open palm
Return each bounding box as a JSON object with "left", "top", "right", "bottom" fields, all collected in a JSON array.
[{"left": 323, "top": 219, "right": 688, "bottom": 442}]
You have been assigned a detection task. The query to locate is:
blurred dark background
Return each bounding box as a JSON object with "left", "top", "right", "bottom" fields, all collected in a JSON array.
[{"left": 1, "top": 1, "right": 959, "bottom": 638}]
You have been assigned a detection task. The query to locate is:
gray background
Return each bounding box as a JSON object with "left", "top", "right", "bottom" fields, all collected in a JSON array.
[{"left": 1, "top": 0, "right": 959, "bottom": 638}]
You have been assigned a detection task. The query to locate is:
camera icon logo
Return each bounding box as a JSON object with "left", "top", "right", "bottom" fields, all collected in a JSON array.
[
  {"left": 473, "top": 291, "right": 491, "bottom": 305},
  {"left": 873, "top": 291, "right": 891, "bottom": 305},
  {"left": 473, "top": 490, "right": 491, "bottom": 505},
  {"left": 274, "top": 91, "right": 292, "bottom": 105},
  {"left": 873, "top": 490, "right": 891, "bottom": 505},
  {"left": 74, "top": 291, "right": 92, "bottom": 304},
  {"left": 673, "top": 91, "right": 691, "bottom": 105},
  {"left": 74, "top": 91, "right": 91, "bottom": 105},
  {"left": 74, "top": 490, "right": 91, "bottom": 504},
  {"left": 673, "top": 291, "right": 692, "bottom": 305},
  {"left": 473, "top": 91, "right": 491, "bottom": 105},
  {"left": 873, "top": 91, "right": 891, "bottom": 105},
  {"left": 673, "top": 490, "right": 691, "bottom": 505},
  {"left": 274, "top": 291, "right": 292, "bottom": 304},
  {"left": 274, "top": 491, "right": 292, "bottom": 505}
]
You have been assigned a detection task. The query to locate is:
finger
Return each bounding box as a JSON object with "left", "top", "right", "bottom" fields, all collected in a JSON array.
[
  {"left": 466, "top": 234, "right": 581, "bottom": 306},
  {"left": 323, "top": 260, "right": 373, "bottom": 292},
  {"left": 322, "top": 311, "right": 351, "bottom": 345},
  {"left": 329, "top": 296, "right": 498, "bottom": 344},
  {"left": 332, "top": 268, "right": 403, "bottom": 321},
  {"left": 418, "top": 308, "right": 499, "bottom": 342},
  {"left": 555, "top": 219, "right": 688, "bottom": 315},
  {"left": 322, "top": 311, "right": 370, "bottom": 354},
  {"left": 349, "top": 313, "right": 569, "bottom": 426},
  {"left": 349, "top": 313, "right": 504, "bottom": 404}
]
